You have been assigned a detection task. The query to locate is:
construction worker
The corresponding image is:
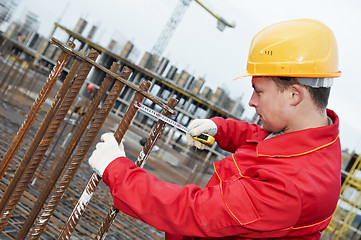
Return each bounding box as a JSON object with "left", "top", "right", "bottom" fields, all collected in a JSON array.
[{"left": 89, "top": 19, "right": 341, "bottom": 239}]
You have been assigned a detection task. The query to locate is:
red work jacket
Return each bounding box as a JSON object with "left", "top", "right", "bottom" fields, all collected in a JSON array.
[{"left": 103, "top": 109, "right": 341, "bottom": 239}]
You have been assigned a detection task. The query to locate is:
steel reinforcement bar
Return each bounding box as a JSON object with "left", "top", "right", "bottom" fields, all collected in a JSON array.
[
  {"left": 15, "top": 61, "right": 121, "bottom": 239},
  {"left": 0, "top": 42, "right": 75, "bottom": 181},
  {"left": 27, "top": 65, "right": 132, "bottom": 239},
  {"left": 56, "top": 79, "right": 151, "bottom": 240},
  {"left": 94, "top": 97, "right": 178, "bottom": 240},
  {"left": 0, "top": 50, "right": 99, "bottom": 232}
]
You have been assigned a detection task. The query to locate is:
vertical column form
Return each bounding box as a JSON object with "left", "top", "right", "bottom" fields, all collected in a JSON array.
[
  {"left": 94, "top": 97, "right": 178, "bottom": 240},
  {"left": 0, "top": 42, "right": 75, "bottom": 181},
  {"left": 16, "top": 62, "right": 121, "bottom": 240},
  {"left": 56, "top": 79, "right": 151, "bottom": 240},
  {"left": 27, "top": 66, "right": 132, "bottom": 240}
]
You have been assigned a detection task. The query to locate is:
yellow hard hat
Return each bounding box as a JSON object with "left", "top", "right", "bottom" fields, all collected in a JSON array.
[{"left": 236, "top": 19, "right": 341, "bottom": 79}]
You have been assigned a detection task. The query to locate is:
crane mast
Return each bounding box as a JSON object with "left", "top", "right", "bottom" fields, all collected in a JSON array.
[
  {"left": 151, "top": 0, "right": 191, "bottom": 57},
  {"left": 151, "top": 0, "right": 235, "bottom": 57}
]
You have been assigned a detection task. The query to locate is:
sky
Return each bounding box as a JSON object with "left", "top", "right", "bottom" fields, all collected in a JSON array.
[{"left": 7, "top": 0, "right": 361, "bottom": 153}]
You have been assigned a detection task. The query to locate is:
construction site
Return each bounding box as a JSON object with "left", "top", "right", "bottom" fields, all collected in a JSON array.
[{"left": 1, "top": 0, "right": 361, "bottom": 240}]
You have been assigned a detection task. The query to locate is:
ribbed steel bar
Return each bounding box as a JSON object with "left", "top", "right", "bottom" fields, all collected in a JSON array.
[
  {"left": 27, "top": 65, "right": 132, "bottom": 240},
  {"left": 56, "top": 79, "right": 151, "bottom": 240},
  {"left": 94, "top": 97, "right": 178, "bottom": 240},
  {"left": 51, "top": 37, "right": 176, "bottom": 115},
  {"left": 0, "top": 55, "right": 17, "bottom": 92},
  {"left": 26, "top": 65, "right": 41, "bottom": 97},
  {"left": 8, "top": 58, "right": 34, "bottom": 100},
  {"left": 0, "top": 42, "right": 75, "bottom": 181},
  {"left": 15, "top": 57, "right": 118, "bottom": 240},
  {"left": 33, "top": 113, "right": 71, "bottom": 187},
  {"left": 0, "top": 49, "right": 12, "bottom": 77},
  {"left": 0, "top": 58, "right": 24, "bottom": 98},
  {"left": 0, "top": 50, "right": 87, "bottom": 231},
  {"left": 0, "top": 47, "right": 78, "bottom": 215}
]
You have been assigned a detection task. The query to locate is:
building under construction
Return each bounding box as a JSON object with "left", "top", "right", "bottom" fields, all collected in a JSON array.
[{"left": 0, "top": 16, "right": 360, "bottom": 240}]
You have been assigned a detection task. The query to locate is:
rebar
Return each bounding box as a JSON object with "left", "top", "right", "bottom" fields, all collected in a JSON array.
[
  {"left": 0, "top": 58, "right": 24, "bottom": 98},
  {"left": 0, "top": 55, "right": 17, "bottom": 92},
  {"left": 15, "top": 61, "right": 121, "bottom": 240},
  {"left": 94, "top": 97, "right": 178, "bottom": 240},
  {"left": 8, "top": 58, "right": 34, "bottom": 101},
  {"left": 27, "top": 65, "right": 132, "bottom": 240},
  {"left": 0, "top": 49, "right": 88, "bottom": 231},
  {"left": 0, "top": 42, "right": 75, "bottom": 181},
  {"left": 56, "top": 79, "right": 151, "bottom": 240},
  {"left": 51, "top": 38, "right": 176, "bottom": 115}
]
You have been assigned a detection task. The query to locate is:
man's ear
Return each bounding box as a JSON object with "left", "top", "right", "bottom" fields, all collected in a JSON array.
[{"left": 290, "top": 84, "right": 304, "bottom": 106}]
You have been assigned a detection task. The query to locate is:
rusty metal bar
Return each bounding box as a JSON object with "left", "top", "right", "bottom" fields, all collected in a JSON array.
[
  {"left": 27, "top": 65, "right": 132, "bottom": 240},
  {"left": 0, "top": 50, "right": 90, "bottom": 231},
  {"left": 94, "top": 97, "right": 178, "bottom": 240},
  {"left": 33, "top": 113, "right": 71, "bottom": 187},
  {"left": 0, "top": 58, "right": 24, "bottom": 98},
  {"left": 8, "top": 58, "right": 35, "bottom": 100},
  {"left": 0, "top": 50, "right": 12, "bottom": 78},
  {"left": 0, "top": 55, "right": 17, "bottom": 92},
  {"left": 14, "top": 61, "right": 121, "bottom": 240},
  {"left": 26, "top": 64, "right": 41, "bottom": 97},
  {"left": 0, "top": 42, "right": 75, "bottom": 181},
  {"left": 50, "top": 37, "right": 176, "bottom": 115},
  {"left": 0, "top": 49, "right": 79, "bottom": 223},
  {"left": 56, "top": 79, "right": 151, "bottom": 240}
]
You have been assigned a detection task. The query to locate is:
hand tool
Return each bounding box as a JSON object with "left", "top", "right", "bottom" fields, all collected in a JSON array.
[{"left": 134, "top": 101, "right": 215, "bottom": 145}]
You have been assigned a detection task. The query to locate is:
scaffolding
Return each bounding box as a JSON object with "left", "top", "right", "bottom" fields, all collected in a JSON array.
[{"left": 324, "top": 153, "right": 361, "bottom": 239}]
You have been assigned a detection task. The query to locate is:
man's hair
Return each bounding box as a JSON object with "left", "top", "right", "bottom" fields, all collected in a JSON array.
[{"left": 270, "top": 77, "right": 331, "bottom": 109}]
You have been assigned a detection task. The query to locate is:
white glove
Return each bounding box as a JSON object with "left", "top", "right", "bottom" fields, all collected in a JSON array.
[
  {"left": 186, "top": 119, "right": 217, "bottom": 150},
  {"left": 89, "top": 132, "right": 126, "bottom": 177}
]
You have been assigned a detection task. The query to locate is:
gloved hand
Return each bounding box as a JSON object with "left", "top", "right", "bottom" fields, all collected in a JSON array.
[
  {"left": 89, "top": 132, "right": 126, "bottom": 177},
  {"left": 186, "top": 119, "right": 217, "bottom": 150}
]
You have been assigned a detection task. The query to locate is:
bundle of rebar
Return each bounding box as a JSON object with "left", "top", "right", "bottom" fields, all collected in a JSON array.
[{"left": 0, "top": 34, "right": 182, "bottom": 240}]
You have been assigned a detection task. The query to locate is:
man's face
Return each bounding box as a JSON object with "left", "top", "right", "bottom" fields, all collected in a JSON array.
[{"left": 248, "top": 76, "right": 290, "bottom": 133}]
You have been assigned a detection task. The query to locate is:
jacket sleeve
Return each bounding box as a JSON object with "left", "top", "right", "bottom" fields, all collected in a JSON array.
[
  {"left": 211, "top": 117, "right": 268, "bottom": 153},
  {"left": 102, "top": 157, "right": 302, "bottom": 238}
]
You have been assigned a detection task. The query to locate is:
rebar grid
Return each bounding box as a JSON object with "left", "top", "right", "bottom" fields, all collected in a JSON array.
[
  {"left": 15, "top": 62, "right": 121, "bottom": 240},
  {"left": 7, "top": 49, "right": 98, "bottom": 239},
  {"left": 27, "top": 65, "right": 132, "bottom": 239},
  {"left": 0, "top": 56, "right": 17, "bottom": 92},
  {"left": 0, "top": 57, "right": 82, "bottom": 222},
  {"left": 94, "top": 97, "right": 178, "bottom": 240},
  {"left": 0, "top": 42, "right": 75, "bottom": 181},
  {"left": 0, "top": 36, "right": 186, "bottom": 240},
  {"left": 56, "top": 80, "right": 151, "bottom": 240}
]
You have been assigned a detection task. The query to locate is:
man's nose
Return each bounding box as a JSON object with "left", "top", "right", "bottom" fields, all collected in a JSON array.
[{"left": 249, "top": 92, "right": 257, "bottom": 108}]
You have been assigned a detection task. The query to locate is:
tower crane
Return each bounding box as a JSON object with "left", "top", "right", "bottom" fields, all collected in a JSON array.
[{"left": 151, "top": 0, "right": 235, "bottom": 57}]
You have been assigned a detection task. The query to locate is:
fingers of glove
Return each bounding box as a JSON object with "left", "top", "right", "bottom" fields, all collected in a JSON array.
[
  {"left": 186, "top": 134, "right": 196, "bottom": 147},
  {"left": 89, "top": 149, "right": 101, "bottom": 168},
  {"left": 192, "top": 139, "right": 207, "bottom": 150},
  {"left": 100, "top": 132, "right": 118, "bottom": 145},
  {"left": 118, "top": 141, "right": 126, "bottom": 157},
  {"left": 118, "top": 141, "right": 124, "bottom": 152},
  {"left": 188, "top": 119, "right": 217, "bottom": 137},
  {"left": 95, "top": 141, "right": 106, "bottom": 151},
  {"left": 186, "top": 134, "right": 207, "bottom": 150},
  {"left": 96, "top": 132, "right": 120, "bottom": 152}
]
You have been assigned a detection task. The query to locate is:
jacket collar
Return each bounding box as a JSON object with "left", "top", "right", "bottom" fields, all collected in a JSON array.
[{"left": 256, "top": 109, "right": 340, "bottom": 158}]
